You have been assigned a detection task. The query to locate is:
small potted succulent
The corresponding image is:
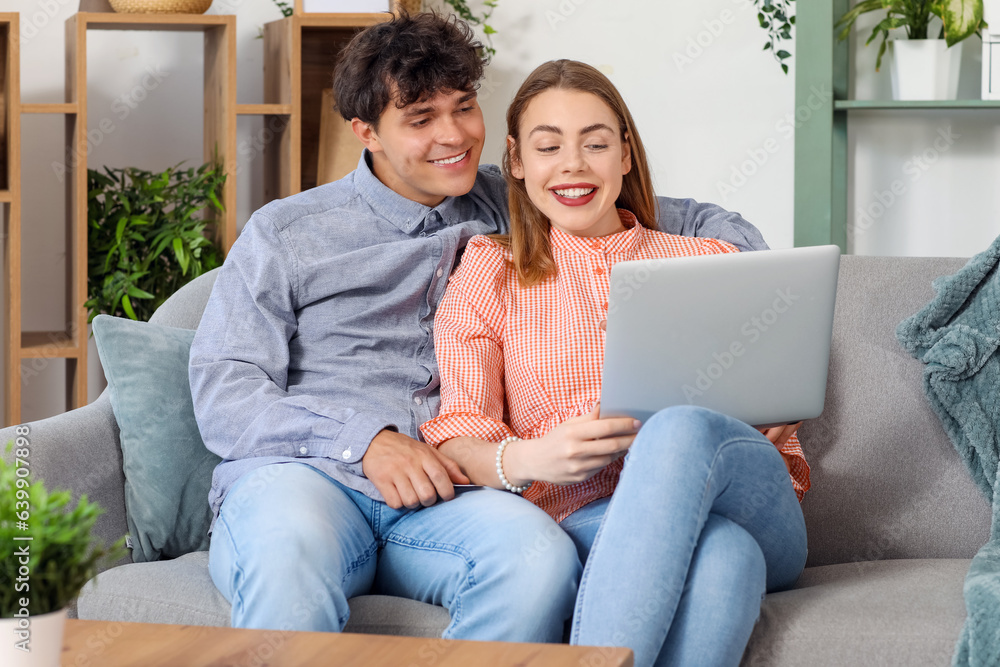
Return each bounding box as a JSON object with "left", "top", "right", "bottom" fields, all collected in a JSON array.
[
  {"left": 836, "top": 0, "right": 987, "bottom": 100},
  {"left": 0, "top": 441, "right": 126, "bottom": 666}
]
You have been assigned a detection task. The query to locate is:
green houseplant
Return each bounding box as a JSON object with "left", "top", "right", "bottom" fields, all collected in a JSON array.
[
  {"left": 754, "top": 0, "right": 796, "bottom": 74},
  {"left": 1, "top": 441, "right": 126, "bottom": 664},
  {"left": 439, "top": 0, "right": 498, "bottom": 57},
  {"left": 86, "top": 162, "right": 226, "bottom": 323},
  {"left": 836, "top": 0, "right": 986, "bottom": 70}
]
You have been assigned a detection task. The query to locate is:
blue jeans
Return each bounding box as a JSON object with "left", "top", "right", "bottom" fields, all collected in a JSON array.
[
  {"left": 560, "top": 405, "right": 808, "bottom": 667},
  {"left": 208, "top": 462, "right": 580, "bottom": 642}
]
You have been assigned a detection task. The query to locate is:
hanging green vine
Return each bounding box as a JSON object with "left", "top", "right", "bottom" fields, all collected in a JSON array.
[
  {"left": 441, "top": 0, "right": 498, "bottom": 58},
  {"left": 755, "top": 0, "right": 795, "bottom": 74}
]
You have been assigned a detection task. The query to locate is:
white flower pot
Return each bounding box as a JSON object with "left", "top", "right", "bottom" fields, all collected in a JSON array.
[
  {"left": 890, "top": 39, "right": 963, "bottom": 100},
  {"left": 0, "top": 608, "right": 68, "bottom": 667}
]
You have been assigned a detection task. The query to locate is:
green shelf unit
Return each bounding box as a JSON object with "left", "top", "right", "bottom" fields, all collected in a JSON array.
[
  {"left": 835, "top": 99, "right": 1000, "bottom": 110},
  {"left": 793, "top": 0, "right": 1000, "bottom": 253},
  {"left": 794, "top": 0, "right": 849, "bottom": 252}
]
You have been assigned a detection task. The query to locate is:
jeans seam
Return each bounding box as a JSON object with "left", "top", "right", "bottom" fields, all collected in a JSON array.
[
  {"left": 216, "top": 513, "right": 246, "bottom": 619},
  {"left": 569, "top": 502, "right": 614, "bottom": 644},
  {"left": 382, "top": 534, "right": 477, "bottom": 636},
  {"left": 343, "top": 540, "right": 379, "bottom": 582}
]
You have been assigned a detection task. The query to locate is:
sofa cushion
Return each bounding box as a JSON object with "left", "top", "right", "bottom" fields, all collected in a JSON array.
[
  {"left": 742, "top": 558, "right": 969, "bottom": 666},
  {"left": 76, "top": 551, "right": 451, "bottom": 637},
  {"left": 92, "top": 315, "right": 222, "bottom": 563},
  {"left": 799, "top": 257, "right": 990, "bottom": 566},
  {"left": 77, "top": 551, "right": 231, "bottom": 626}
]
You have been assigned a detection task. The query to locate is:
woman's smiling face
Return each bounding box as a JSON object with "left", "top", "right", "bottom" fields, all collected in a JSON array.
[{"left": 509, "top": 88, "right": 632, "bottom": 238}]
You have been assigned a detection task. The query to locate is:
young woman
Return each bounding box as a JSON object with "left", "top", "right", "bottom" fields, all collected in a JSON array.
[{"left": 421, "top": 60, "right": 809, "bottom": 667}]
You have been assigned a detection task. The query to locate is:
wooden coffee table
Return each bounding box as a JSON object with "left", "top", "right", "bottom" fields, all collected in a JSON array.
[{"left": 62, "top": 619, "right": 634, "bottom": 666}]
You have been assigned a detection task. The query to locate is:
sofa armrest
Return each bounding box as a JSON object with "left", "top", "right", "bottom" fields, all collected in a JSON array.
[{"left": 0, "top": 389, "right": 131, "bottom": 570}]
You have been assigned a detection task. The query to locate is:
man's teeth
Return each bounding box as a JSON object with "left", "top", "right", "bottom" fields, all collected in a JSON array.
[
  {"left": 553, "top": 187, "right": 596, "bottom": 198},
  {"left": 431, "top": 151, "right": 468, "bottom": 165}
]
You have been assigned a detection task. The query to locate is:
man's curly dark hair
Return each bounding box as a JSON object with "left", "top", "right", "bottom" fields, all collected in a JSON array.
[{"left": 333, "top": 12, "right": 488, "bottom": 128}]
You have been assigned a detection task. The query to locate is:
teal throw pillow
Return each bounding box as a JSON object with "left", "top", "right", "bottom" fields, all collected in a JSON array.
[{"left": 92, "top": 314, "right": 221, "bottom": 563}]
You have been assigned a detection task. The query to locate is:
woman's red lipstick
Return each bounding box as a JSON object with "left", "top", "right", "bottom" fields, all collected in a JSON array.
[{"left": 550, "top": 183, "right": 597, "bottom": 207}]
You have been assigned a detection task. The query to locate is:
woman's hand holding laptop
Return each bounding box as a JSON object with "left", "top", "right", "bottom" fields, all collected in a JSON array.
[{"left": 501, "top": 403, "right": 641, "bottom": 487}]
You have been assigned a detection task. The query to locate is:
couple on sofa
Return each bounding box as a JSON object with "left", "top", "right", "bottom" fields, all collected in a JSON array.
[{"left": 189, "top": 12, "right": 808, "bottom": 667}]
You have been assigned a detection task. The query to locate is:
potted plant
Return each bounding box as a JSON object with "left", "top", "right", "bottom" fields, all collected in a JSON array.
[
  {"left": 85, "top": 161, "right": 225, "bottom": 323},
  {"left": 1, "top": 441, "right": 126, "bottom": 666},
  {"left": 836, "top": 0, "right": 987, "bottom": 100}
]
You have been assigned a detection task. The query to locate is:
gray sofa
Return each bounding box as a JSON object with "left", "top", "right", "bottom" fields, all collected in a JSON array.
[{"left": 0, "top": 255, "right": 990, "bottom": 665}]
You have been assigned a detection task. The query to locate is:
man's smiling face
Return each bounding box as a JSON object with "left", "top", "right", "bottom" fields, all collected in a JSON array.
[{"left": 354, "top": 88, "right": 486, "bottom": 208}]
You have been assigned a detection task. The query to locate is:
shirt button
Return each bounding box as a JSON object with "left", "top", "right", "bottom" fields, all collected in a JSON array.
[
  {"left": 595, "top": 267, "right": 604, "bottom": 275},
  {"left": 436, "top": 268, "right": 444, "bottom": 278},
  {"left": 414, "top": 396, "right": 423, "bottom": 405},
  {"left": 603, "top": 302, "right": 609, "bottom": 310},
  {"left": 299, "top": 446, "right": 308, "bottom": 455},
  {"left": 342, "top": 449, "right": 352, "bottom": 460}
]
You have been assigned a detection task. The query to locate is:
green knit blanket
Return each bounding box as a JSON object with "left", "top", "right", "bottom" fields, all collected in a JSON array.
[{"left": 897, "top": 235, "right": 1000, "bottom": 666}]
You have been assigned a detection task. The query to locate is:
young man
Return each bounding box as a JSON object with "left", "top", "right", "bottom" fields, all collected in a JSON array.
[{"left": 189, "top": 12, "right": 769, "bottom": 641}]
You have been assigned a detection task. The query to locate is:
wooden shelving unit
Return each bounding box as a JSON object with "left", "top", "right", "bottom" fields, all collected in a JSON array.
[
  {"left": 262, "top": 14, "right": 390, "bottom": 200},
  {"left": 4, "top": 13, "right": 237, "bottom": 426},
  {"left": 1, "top": 14, "right": 21, "bottom": 427},
  {"left": 5, "top": 10, "right": 393, "bottom": 426}
]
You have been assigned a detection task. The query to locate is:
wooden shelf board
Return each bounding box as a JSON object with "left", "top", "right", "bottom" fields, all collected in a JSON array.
[
  {"left": 0, "top": 191, "right": 11, "bottom": 203},
  {"left": 21, "top": 103, "right": 78, "bottom": 114},
  {"left": 236, "top": 104, "right": 293, "bottom": 115},
  {"left": 835, "top": 99, "right": 1000, "bottom": 110},
  {"left": 78, "top": 12, "right": 235, "bottom": 31},
  {"left": 21, "top": 332, "right": 80, "bottom": 358},
  {"left": 297, "top": 14, "right": 389, "bottom": 28}
]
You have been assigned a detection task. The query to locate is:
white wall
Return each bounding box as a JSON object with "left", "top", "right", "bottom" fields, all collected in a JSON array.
[
  {"left": 469, "top": 0, "right": 798, "bottom": 250},
  {"left": 847, "top": 12, "right": 1000, "bottom": 256},
  {"left": 4, "top": 0, "right": 996, "bottom": 423}
]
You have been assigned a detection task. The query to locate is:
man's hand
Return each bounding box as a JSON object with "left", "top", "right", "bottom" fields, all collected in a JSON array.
[
  {"left": 504, "top": 403, "right": 640, "bottom": 487},
  {"left": 362, "top": 430, "right": 470, "bottom": 509},
  {"left": 757, "top": 422, "right": 802, "bottom": 448}
]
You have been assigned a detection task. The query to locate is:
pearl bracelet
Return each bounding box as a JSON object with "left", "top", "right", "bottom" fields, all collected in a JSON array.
[{"left": 496, "top": 436, "right": 531, "bottom": 494}]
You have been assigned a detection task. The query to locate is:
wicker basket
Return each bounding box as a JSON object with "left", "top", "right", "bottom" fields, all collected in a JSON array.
[{"left": 109, "top": 0, "right": 212, "bottom": 13}]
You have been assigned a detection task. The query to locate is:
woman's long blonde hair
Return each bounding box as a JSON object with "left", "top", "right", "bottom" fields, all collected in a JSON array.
[{"left": 496, "top": 60, "right": 658, "bottom": 288}]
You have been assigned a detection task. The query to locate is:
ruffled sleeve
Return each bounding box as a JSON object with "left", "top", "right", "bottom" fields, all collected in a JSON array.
[{"left": 778, "top": 433, "right": 810, "bottom": 501}]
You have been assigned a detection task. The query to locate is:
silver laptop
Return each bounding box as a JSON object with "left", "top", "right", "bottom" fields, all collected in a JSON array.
[{"left": 600, "top": 245, "right": 841, "bottom": 428}]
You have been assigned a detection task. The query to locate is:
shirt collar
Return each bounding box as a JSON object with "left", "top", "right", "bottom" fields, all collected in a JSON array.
[
  {"left": 354, "top": 150, "right": 461, "bottom": 236},
  {"left": 549, "top": 209, "right": 644, "bottom": 256}
]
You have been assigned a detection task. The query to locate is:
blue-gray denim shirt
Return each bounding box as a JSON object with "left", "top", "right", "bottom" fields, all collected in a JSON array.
[{"left": 189, "top": 152, "right": 768, "bottom": 527}]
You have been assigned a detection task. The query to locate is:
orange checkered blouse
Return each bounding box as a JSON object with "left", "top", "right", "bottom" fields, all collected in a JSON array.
[{"left": 421, "top": 210, "right": 810, "bottom": 522}]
